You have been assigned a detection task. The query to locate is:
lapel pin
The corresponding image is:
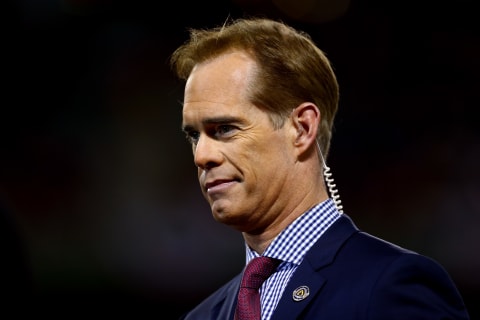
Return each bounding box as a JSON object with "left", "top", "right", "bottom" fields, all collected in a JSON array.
[{"left": 292, "top": 285, "right": 310, "bottom": 301}]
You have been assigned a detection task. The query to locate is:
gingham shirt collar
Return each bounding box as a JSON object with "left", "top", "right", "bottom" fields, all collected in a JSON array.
[{"left": 245, "top": 198, "right": 341, "bottom": 265}]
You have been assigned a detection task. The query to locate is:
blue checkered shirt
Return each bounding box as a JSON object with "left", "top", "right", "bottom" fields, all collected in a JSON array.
[{"left": 244, "top": 198, "right": 341, "bottom": 320}]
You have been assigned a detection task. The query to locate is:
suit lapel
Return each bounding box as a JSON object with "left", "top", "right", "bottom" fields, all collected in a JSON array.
[
  {"left": 270, "top": 215, "right": 359, "bottom": 320},
  {"left": 215, "top": 274, "right": 241, "bottom": 320}
]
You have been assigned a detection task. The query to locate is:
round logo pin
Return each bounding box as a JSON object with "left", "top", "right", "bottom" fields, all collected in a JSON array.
[{"left": 292, "top": 285, "right": 310, "bottom": 301}]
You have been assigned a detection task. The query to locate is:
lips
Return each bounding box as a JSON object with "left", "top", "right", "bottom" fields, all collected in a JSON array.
[{"left": 205, "top": 179, "right": 235, "bottom": 191}]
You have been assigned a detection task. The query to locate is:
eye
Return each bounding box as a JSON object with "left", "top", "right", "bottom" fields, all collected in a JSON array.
[
  {"left": 185, "top": 130, "right": 200, "bottom": 145},
  {"left": 216, "top": 125, "right": 235, "bottom": 136}
]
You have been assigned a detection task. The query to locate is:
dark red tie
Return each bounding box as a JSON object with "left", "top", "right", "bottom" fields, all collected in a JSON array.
[{"left": 234, "top": 256, "right": 281, "bottom": 320}]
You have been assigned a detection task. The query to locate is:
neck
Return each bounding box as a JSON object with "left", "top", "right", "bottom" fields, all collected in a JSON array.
[{"left": 243, "top": 184, "right": 329, "bottom": 255}]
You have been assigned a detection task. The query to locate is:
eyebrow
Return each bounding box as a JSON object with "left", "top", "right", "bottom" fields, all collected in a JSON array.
[{"left": 182, "top": 116, "right": 245, "bottom": 132}]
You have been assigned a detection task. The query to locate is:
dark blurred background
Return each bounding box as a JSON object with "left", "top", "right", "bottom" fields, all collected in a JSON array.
[{"left": 2, "top": 0, "right": 479, "bottom": 318}]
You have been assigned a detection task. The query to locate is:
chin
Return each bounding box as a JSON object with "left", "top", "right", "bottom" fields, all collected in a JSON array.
[
  {"left": 212, "top": 209, "right": 231, "bottom": 223},
  {"left": 212, "top": 208, "right": 240, "bottom": 225}
]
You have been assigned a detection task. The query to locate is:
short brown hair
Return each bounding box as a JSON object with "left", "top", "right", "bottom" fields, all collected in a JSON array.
[{"left": 170, "top": 17, "right": 339, "bottom": 158}]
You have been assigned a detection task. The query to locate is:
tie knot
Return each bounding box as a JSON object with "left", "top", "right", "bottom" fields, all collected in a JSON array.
[{"left": 240, "top": 256, "right": 280, "bottom": 290}]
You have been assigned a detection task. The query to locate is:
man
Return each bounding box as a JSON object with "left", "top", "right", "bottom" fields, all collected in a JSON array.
[{"left": 170, "top": 17, "right": 469, "bottom": 319}]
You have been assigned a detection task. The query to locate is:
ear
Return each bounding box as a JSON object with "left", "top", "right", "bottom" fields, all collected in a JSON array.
[{"left": 291, "top": 102, "right": 320, "bottom": 157}]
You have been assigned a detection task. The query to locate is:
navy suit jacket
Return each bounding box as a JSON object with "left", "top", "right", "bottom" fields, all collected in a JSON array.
[{"left": 180, "top": 214, "right": 470, "bottom": 319}]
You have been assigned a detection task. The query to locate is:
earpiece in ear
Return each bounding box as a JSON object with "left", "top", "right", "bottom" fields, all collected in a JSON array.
[
  {"left": 296, "top": 126, "right": 304, "bottom": 142},
  {"left": 292, "top": 116, "right": 304, "bottom": 144}
]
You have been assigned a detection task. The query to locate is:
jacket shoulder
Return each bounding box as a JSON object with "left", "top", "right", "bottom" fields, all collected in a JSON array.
[{"left": 180, "top": 273, "right": 241, "bottom": 320}]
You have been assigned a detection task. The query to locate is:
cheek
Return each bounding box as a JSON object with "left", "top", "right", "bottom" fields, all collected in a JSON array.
[
  {"left": 197, "top": 168, "right": 204, "bottom": 190},
  {"left": 229, "top": 129, "right": 287, "bottom": 169}
]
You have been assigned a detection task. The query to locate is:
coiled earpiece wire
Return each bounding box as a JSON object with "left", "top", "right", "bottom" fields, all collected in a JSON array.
[{"left": 316, "top": 141, "right": 343, "bottom": 213}]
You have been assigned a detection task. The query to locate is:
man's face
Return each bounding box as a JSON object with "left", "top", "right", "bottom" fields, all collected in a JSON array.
[{"left": 182, "top": 51, "right": 296, "bottom": 233}]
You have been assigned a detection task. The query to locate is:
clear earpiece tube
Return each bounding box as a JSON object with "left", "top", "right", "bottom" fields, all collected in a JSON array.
[{"left": 317, "top": 142, "right": 343, "bottom": 213}]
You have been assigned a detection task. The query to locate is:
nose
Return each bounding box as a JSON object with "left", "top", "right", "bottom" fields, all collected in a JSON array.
[{"left": 193, "top": 135, "right": 222, "bottom": 170}]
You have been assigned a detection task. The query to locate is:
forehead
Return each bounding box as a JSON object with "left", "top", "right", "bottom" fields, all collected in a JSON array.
[{"left": 182, "top": 51, "right": 259, "bottom": 122}]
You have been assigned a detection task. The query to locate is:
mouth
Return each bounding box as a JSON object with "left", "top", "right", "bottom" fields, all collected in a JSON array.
[{"left": 205, "top": 179, "right": 238, "bottom": 194}]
